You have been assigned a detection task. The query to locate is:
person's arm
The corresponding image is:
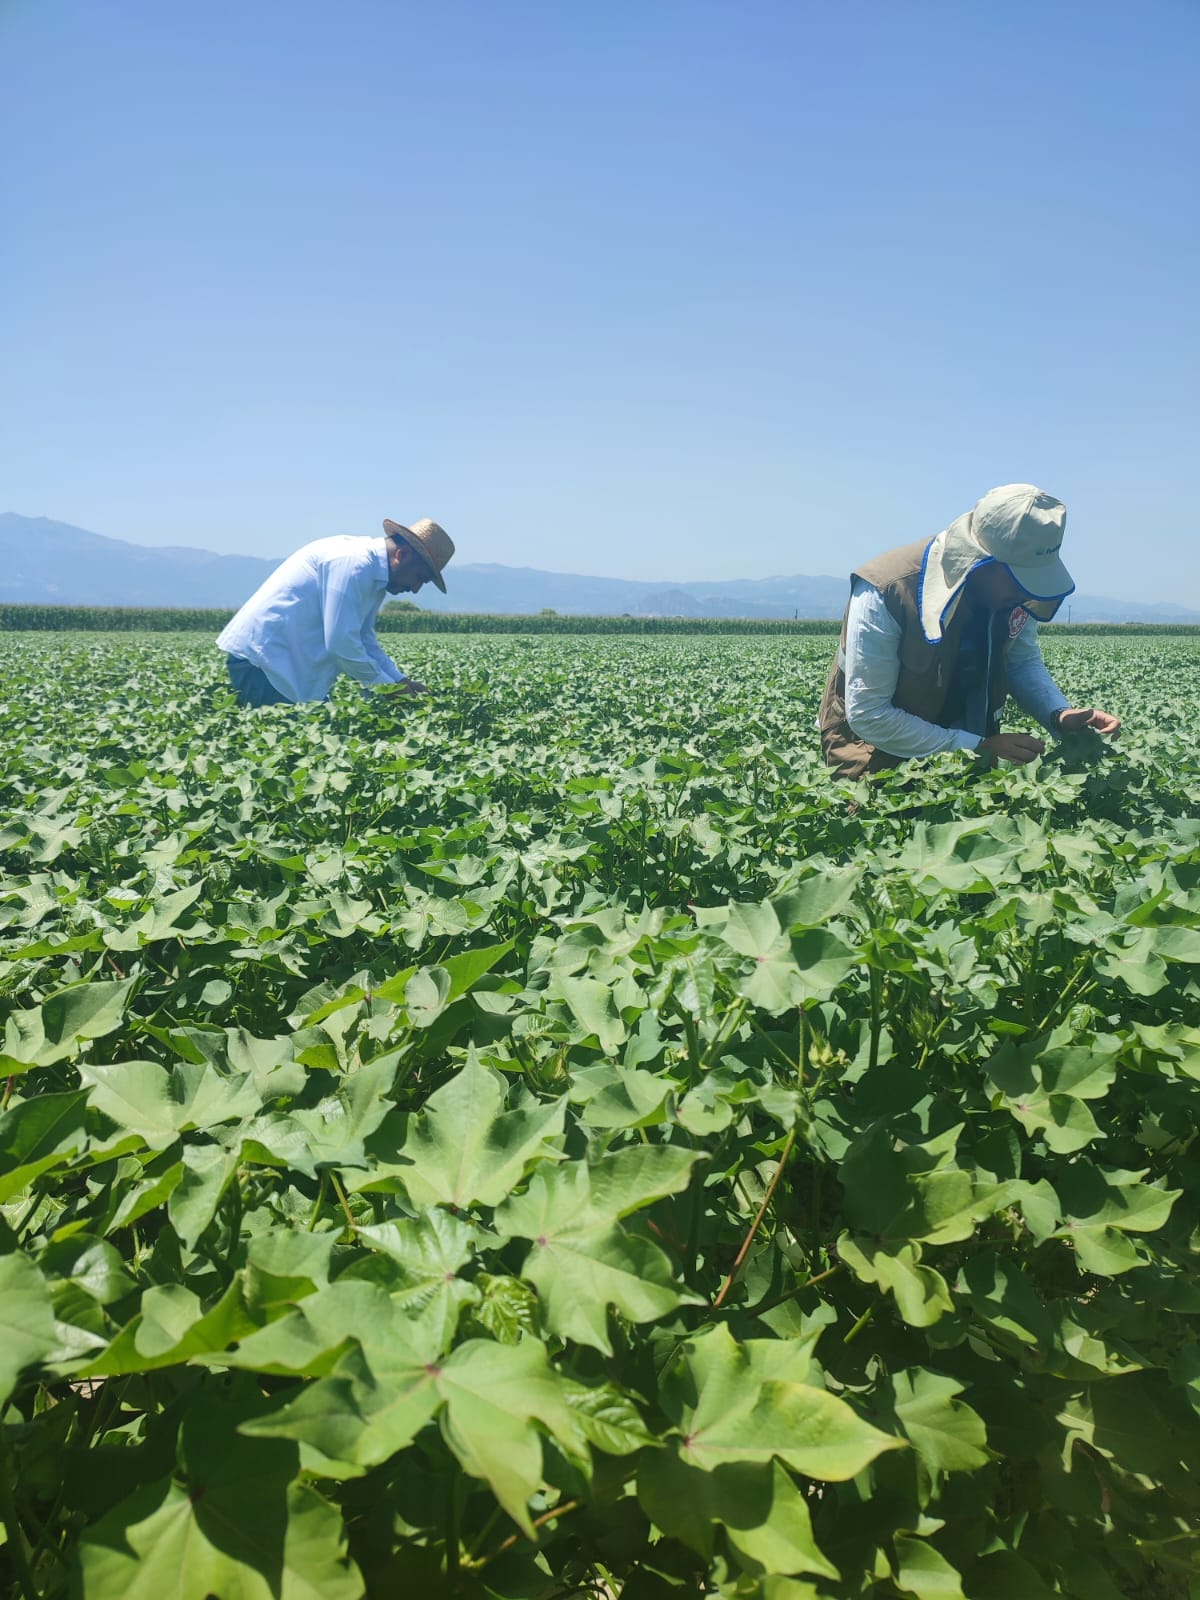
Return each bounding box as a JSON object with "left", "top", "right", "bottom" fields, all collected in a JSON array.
[
  {"left": 361, "top": 593, "right": 432, "bottom": 697},
  {"left": 1008, "top": 618, "right": 1122, "bottom": 737},
  {"left": 320, "top": 553, "right": 397, "bottom": 687},
  {"left": 843, "top": 581, "right": 984, "bottom": 759},
  {"left": 360, "top": 600, "right": 407, "bottom": 685},
  {"left": 1006, "top": 620, "right": 1069, "bottom": 728}
]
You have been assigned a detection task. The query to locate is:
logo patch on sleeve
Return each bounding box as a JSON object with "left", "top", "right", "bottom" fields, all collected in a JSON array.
[{"left": 1009, "top": 607, "right": 1029, "bottom": 639}]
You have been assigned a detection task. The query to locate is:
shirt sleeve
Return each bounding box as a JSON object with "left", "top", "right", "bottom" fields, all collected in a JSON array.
[
  {"left": 1006, "top": 618, "right": 1069, "bottom": 728},
  {"left": 361, "top": 598, "right": 407, "bottom": 685},
  {"left": 843, "top": 578, "right": 984, "bottom": 758},
  {"left": 320, "top": 552, "right": 399, "bottom": 687}
]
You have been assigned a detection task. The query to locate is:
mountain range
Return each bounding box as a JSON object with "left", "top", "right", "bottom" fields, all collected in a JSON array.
[{"left": 2, "top": 513, "right": 1196, "bottom": 624}]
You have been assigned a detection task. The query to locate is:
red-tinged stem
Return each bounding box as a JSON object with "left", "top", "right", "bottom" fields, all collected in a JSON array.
[
  {"left": 713, "top": 1125, "right": 796, "bottom": 1310},
  {"left": 473, "top": 1498, "right": 584, "bottom": 1568},
  {"left": 741, "top": 1263, "right": 843, "bottom": 1318}
]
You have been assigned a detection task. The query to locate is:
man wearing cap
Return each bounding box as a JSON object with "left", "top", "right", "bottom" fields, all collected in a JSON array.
[
  {"left": 217, "top": 518, "right": 454, "bottom": 707},
  {"left": 819, "top": 484, "right": 1120, "bottom": 779}
]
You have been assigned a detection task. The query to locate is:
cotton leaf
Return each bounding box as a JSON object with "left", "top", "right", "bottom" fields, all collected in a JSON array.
[{"left": 386, "top": 1057, "right": 565, "bottom": 1208}]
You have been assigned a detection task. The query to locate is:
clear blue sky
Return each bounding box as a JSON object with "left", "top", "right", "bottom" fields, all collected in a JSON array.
[{"left": 3, "top": 1, "right": 1197, "bottom": 603}]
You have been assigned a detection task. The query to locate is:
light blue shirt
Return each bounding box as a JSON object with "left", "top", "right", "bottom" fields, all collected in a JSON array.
[
  {"left": 843, "top": 577, "right": 1069, "bottom": 760},
  {"left": 217, "top": 536, "right": 407, "bottom": 703}
]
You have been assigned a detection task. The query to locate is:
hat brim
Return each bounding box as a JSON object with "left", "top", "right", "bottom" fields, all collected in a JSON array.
[
  {"left": 1003, "top": 555, "right": 1074, "bottom": 602},
  {"left": 919, "top": 522, "right": 1075, "bottom": 641},
  {"left": 383, "top": 519, "right": 447, "bottom": 592}
]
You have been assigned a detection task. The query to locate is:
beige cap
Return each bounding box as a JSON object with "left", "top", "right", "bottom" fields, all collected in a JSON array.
[
  {"left": 383, "top": 518, "right": 455, "bottom": 592},
  {"left": 919, "top": 485, "right": 1074, "bottom": 642}
]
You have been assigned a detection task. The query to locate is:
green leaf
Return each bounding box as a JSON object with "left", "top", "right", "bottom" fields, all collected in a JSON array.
[
  {"left": 497, "top": 1157, "right": 701, "bottom": 1352},
  {"left": 497, "top": 1144, "right": 701, "bottom": 1237},
  {"left": 81, "top": 1277, "right": 258, "bottom": 1377},
  {"left": 560, "top": 1377, "right": 654, "bottom": 1455},
  {"left": 551, "top": 973, "right": 628, "bottom": 1051},
  {"left": 721, "top": 901, "right": 786, "bottom": 960},
  {"left": 356, "top": 1209, "right": 479, "bottom": 1346},
  {"left": 886, "top": 1370, "right": 989, "bottom": 1473},
  {"left": 371, "top": 1057, "right": 565, "bottom": 1207},
  {"left": 75, "top": 1385, "right": 362, "bottom": 1600},
  {"left": 0, "top": 1090, "right": 89, "bottom": 1201},
  {"left": 839, "top": 1124, "right": 995, "bottom": 1246},
  {"left": 661, "top": 1324, "right": 901, "bottom": 1481},
  {"left": 638, "top": 1451, "right": 839, "bottom": 1577},
  {"left": 467, "top": 1273, "right": 539, "bottom": 1345},
  {"left": 522, "top": 1221, "right": 692, "bottom": 1352},
  {"left": 893, "top": 1534, "right": 968, "bottom": 1600},
  {"left": 1052, "top": 1168, "right": 1180, "bottom": 1276},
  {"left": 40, "top": 1235, "right": 135, "bottom": 1307},
  {"left": 1, "top": 976, "right": 137, "bottom": 1070},
  {"left": 435, "top": 1338, "right": 587, "bottom": 1534},
  {"left": 168, "top": 1143, "right": 239, "bottom": 1250},
  {"left": 837, "top": 1236, "right": 954, "bottom": 1327},
  {"left": 433, "top": 939, "right": 515, "bottom": 1001},
  {"left": 577, "top": 1063, "right": 674, "bottom": 1129},
  {"left": 253, "top": 1333, "right": 587, "bottom": 1537},
  {"left": 79, "top": 1059, "right": 260, "bottom": 1149},
  {"left": 219, "top": 1281, "right": 419, "bottom": 1378},
  {"left": 0, "top": 1252, "right": 58, "bottom": 1406},
  {"left": 772, "top": 863, "right": 863, "bottom": 928},
  {"left": 112, "top": 881, "right": 206, "bottom": 946},
  {"left": 967, "top": 1549, "right": 1059, "bottom": 1600},
  {"left": 958, "top": 1252, "right": 1054, "bottom": 1350}
]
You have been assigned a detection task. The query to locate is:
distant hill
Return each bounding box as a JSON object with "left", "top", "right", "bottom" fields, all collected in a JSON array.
[
  {"left": 2, "top": 513, "right": 1197, "bottom": 624},
  {"left": 0, "top": 515, "right": 281, "bottom": 609}
]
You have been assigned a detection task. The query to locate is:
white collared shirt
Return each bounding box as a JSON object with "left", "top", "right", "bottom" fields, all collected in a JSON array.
[
  {"left": 217, "top": 536, "right": 407, "bottom": 703},
  {"left": 842, "top": 577, "right": 1070, "bottom": 760}
]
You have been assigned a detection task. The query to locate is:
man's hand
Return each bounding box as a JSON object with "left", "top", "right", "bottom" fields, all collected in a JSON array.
[
  {"left": 380, "top": 679, "right": 428, "bottom": 698},
  {"left": 978, "top": 732, "right": 1046, "bottom": 764},
  {"left": 1056, "top": 707, "right": 1121, "bottom": 737}
]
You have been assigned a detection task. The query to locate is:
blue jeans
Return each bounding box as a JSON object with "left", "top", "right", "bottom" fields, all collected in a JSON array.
[{"left": 225, "top": 654, "right": 291, "bottom": 708}]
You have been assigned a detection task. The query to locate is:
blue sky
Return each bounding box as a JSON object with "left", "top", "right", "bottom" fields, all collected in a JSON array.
[{"left": 2, "top": 1, "right": 1197, "bottom": 602}]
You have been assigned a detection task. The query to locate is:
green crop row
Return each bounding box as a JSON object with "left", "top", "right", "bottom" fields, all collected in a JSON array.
[
  {"left": 3, "top": 602, "right": 1198, "bottom": 635},
  {"left": 1, "top": 633, "right": 1199, "bottom": 1600}
]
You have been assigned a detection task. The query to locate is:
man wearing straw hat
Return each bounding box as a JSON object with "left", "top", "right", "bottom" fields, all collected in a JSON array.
[
  {"left": 819, "top": 484, "right": 1120, "bottom": 779},
  {"left": 217, "top": 518, "right": 454, "bottom": 707}
]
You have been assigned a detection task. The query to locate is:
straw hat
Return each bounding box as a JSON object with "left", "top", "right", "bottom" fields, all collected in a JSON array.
[
  {"left": 382, "top": 518, "right": 455, "bottom": 592},
  {"left": 918, "top": 484, "right": 1074, "bottom": 642}
]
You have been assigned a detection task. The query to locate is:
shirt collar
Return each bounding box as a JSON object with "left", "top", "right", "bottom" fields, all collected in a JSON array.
[{"left": 372, "top": 537, "right": 391, "bottom": 586}]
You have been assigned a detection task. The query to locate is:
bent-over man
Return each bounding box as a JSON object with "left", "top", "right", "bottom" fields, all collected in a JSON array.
[
  {"left": 819, "top": 484, "right": 1120, "bottom": 779},
  {"left": 217, "top": 518, "right": 454, "bottom": 707}
]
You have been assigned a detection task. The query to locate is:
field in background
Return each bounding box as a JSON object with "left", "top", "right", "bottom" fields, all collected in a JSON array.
[
  {"left": 1, "top": 631, "right": 1199, "bottom": 1600},
  {"left": 3, "top": 603, "right": 1200, "bottom": 635}
]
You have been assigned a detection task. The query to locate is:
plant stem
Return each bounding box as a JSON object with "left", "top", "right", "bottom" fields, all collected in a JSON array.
[
  {"left": 698, "top": 998, "right": 747, "bottom": 1073},
  {"left": 741, "top": 1263, "right": 842, "bottom": 1318},
  {"left": 473, "top": 1498, "right": 584, "bottom": 1569},
  {"left": 868, "top": 965, "right": 883, "bottom": 1072},
  {"left": 329, "top": 1171, "right": 356, "bottom": 1233},
  {"left": 306, "top": 1172, "right": 328, "bottom": 1231},
  {"left": 464, "top": 1504, "right": 505, "bottom": 1564},
  {"left": 445, "top": 1467, "right": 461, "bottom": 1585},
  {"left": 843, "top": 1302, "right": 877, "bottom": 1345},
  {"left": 1036, "top": 960, "right": 1093, "bottom": 1033},
  {"left": 713, "top": 1125, "right": 796, "bottom": 1310},
  {"left": 746, "top": 1013, "right": 799, "bottom": 1076}
]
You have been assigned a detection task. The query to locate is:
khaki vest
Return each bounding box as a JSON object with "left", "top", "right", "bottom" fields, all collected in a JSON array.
[{"left": 819, "top": 539, "right": 1015, "bottom": 780}]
